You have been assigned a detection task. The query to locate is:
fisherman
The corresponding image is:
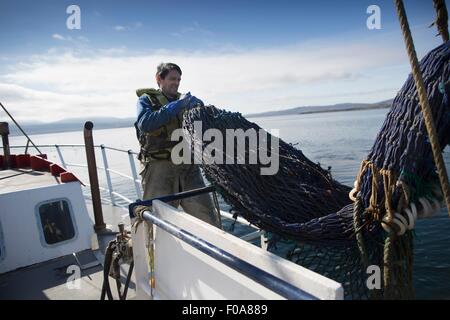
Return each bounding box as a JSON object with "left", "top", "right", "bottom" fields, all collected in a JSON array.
[{"left": 134, "top": 62, "right": 221, "bottom": 228}]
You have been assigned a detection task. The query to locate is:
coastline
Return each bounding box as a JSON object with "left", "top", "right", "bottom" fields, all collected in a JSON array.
[
  {"left": 253, "top": 104, "right": 390, "bottom": 117},
  {"left": 9, "top": 105, "right": 391, "bottom": 137}
]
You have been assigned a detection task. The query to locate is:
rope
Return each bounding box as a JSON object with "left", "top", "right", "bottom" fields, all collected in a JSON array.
[
  {"left": 381, "top": 169, "right": 397, "bottom": 222},
  {"left": 368, "top": 163, "right": 381, "bottom": 221},
  {"left": 394, "top": 0, "right": 450, "bottom": 216},
  {"left": 133, "top": 205, "right": 156, "bottom": 294},
  {"left": 353, "top": 195, "right": 369, "bottom": 268},
  {"left": 383, "top": 232, "right": 395, "bottom": 299},
  {"left": 432, "top": 0, "right": 449, "bottom": 42},
  {"left": 403, "top": 231, "right": 415, "bottom": 298}
]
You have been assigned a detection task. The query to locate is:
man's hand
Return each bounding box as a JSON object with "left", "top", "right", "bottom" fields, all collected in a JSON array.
[
  {"left": 164, "top": 92, "right": 191, "bottom": 116},
  {"left": 187, "top": 96, "right": 204, "bottom": 109},
  {"left": 179, "top": 92, "right": 192, "bottom": 109},
  {"left": 165, "top": 92, "right": 204, "bottom": 117},
  {"left": 180, "top": 91, "right": 204, "bottom": 109}
]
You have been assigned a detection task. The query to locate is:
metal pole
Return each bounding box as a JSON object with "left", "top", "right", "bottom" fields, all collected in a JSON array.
[
  {"left": 101, "top": 144, "right": 116, "bottom": 206},
  {"left": 0, "top": 122, "right": 11, "bottom": 169},
  {"left": 260, "top": 231, "right": 268, "bottom": 251},
  {"left": 212, "top": 191, "right": 223, "bottom": 229},
  {"left": 55, "top": 144, "right": 67, "bottom": 169},
  {"left": 0, "top": 102, "right": 42, "bottom": 155},
  {"left": 24, "top": 139, "right": 30, "bottom": 155},
  {"left": 129, "top": 185, "right": 216, "bottom": 217},
  {"left": 128, "top": 150, "right": 142, "bottom": 199},
  {"left": 84, "top": 121, "right": 106, "bottom": 232}
]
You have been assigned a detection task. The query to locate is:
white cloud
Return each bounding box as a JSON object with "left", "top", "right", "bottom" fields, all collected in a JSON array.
[
  {"left": 0, "top": 82, "right": 132, "bottom": 121},
  {"left": 114, "top": 22, "right": 143, "bottom": 32},
  {"left": 52, "top": 34, "right": 66, "bottom": 41},
  {"left": 171, "top": 21, "right": 213, "bottom": 38},
  {"left": 51, "top": 34, "right": 89, "bottom": 45},
  {"left": 1, "top": 27, "right": 443, "bottom": 123}
]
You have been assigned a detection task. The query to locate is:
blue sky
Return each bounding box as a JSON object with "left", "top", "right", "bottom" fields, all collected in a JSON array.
[{"left": 0, "top": 0, "right": 446, "bottom": 122}]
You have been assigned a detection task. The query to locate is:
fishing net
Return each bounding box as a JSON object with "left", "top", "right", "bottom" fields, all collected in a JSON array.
[{"left": 180, "top": 42, "right": 449, "bottom": 299}]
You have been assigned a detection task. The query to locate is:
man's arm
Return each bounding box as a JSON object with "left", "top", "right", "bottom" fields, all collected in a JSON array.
[
  {"left": 136, "top": 93, "right": 204, "bottom": 133},
  {"left": 136, "top": 95, "right": 172, "bottom": 132}
]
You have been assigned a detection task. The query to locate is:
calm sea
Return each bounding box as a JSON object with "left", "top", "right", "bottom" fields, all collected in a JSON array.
[{"left": 9, "top": 108, "right": 450, "bottom": 299}]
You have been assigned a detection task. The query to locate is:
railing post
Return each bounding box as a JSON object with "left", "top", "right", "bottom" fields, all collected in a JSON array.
[
  {"left": 101, "top": 144, "right": 116, "bottom": 206},
  {"left": 128, "top": 150, "right": 142, "bottom": 199},
  {"left": 24, "top": 139, "right": 30, "bottom": 155},
  {"left": 55, "top": 144, "right": 67, "bottom": 169},
  {"left": 260, "top": 231, "right": 268, "bottom": 251},
  {"left": 84, "top": 121, "right": 106, "bottom": 233},
  {"left": 0, "top": 122, "right": 10, "bottom": 169}
]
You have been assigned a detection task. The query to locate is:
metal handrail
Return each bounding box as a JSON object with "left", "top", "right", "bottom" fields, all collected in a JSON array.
[
  {"left": 102, "top": 145, "right": 139, "bottom": 155},
  {"left": 140, "top": 209, "right": 317, "bottom": 300},
  {"left": 3, "top": 144, "right": 89, "bottom": 149},
  {"left": 5, "top": 143, "right": 263, "bottom": 244},
  {"left": 129, "top": 186, "right": 217, "bottom": 216},
  {"left": 100, "top": 145, "right": 115, "bottom": 206},
  {"left": 65, "top": 162, "right": 93, "bottom": 169},
  {"left": 111, "top": 191, "right": 134, "bottom": 204},
  {"left": 4, "top": 143, "right": 141, "bottom": 203},
  {"left": 17, "top": 144, "right": 141, "bottom": 185},
  {"left": 106, "top": 168, "right": 134, "bottom": 180},
  {"left": 3, "top": 144, "right": 137, "bottom": 155}
]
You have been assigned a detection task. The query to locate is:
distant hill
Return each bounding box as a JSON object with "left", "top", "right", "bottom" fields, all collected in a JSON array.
[
  {"left": 6, "top": 99, "right": 393, "bottom": 136},
  {"left": 245, "top": 99, "right": 393, "bottom": 118},
  {"left": 8, "top": 117, "right": 135, "bottom": 136}
]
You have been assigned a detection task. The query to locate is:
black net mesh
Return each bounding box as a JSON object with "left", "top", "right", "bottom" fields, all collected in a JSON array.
[{"left": 179, "top": 42, "right": 449, "bottom": 299}]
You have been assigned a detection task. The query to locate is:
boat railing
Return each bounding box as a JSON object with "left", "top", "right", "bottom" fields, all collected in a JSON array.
[
  {"left": 6, "top": 144, "right": 266, "bottom": 246},
  {"left": 7, "top": 144, "right": 140, "bottom": 209},
  {"left": 137, "top": 206, "right": 317, "bottom": 300}
]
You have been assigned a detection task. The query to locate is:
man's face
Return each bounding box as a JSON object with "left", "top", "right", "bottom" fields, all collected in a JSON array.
[{"left": 158, "top": 69, "right": 181, "bottom": 98}]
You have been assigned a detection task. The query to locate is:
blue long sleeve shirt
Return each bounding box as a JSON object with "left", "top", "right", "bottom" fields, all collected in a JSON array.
[{"left": 135, "top": 94, "right": 179, "bottom": 133}]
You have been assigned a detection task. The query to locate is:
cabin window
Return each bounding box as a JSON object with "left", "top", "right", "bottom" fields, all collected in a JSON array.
[{"left": 38, "top": 199, "right": 75, "bottom": 245}]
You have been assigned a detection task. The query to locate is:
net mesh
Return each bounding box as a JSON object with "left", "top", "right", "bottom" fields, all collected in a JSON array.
[{"left": 179, "top": 42, "right": 449, "bottom": 299}]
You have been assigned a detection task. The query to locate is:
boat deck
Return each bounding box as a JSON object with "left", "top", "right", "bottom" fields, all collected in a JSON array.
[
  {"left": 0, "top": 232, "right": 136, "bottom": 300},
  {"left": 0, "top": 169, "right": 61, "bottom": 195}
]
